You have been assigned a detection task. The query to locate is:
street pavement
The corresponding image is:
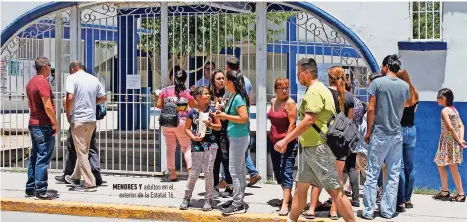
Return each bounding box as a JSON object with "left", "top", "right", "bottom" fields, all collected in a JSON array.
[
  {"left": 1, "top": 211, "right": 176, "bottom": 222},
  {"left": 1, "top": 170, "right": 466, "bottom": 222}
]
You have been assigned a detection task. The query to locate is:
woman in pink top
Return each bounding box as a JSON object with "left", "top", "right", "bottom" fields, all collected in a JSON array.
[
  {"left": 157, "top": 68, "right": 196, "bottom": 181},
  {"left": 268, "top": 78, "right": 297, "bottom": 216}
]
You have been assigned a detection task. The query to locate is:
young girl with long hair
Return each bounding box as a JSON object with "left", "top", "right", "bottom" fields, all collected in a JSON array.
[
  {"left": 433, "top": 88, "right": 466, "bottom": 202},
  {"left": 157, "top": 68, "right": 196, "bottom": 181},
  {"left": 179, "top": 86, "right": 222, "bottom": 211}
]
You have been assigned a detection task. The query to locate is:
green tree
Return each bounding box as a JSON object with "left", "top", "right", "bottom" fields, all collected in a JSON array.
[
  {"left": 138, "top": 11, "right": 295, "bottom": 78},
  {"left": 412, "top": 1, "right": 441, "bottom": 39}
]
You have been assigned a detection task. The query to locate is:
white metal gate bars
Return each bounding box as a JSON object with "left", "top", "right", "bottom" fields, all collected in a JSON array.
[{"left": 1, "top": 2, "right": 377, "bottom": 177}]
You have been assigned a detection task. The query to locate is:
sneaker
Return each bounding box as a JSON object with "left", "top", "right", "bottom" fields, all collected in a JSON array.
[
  {"left": 65, "top": 175, "right": 80, "bottom": 187},
  {"left": 357, "top": 211, "right": 374, "bottom": 220},
  {"left": 25, "top": 190, "right": 35, "bottom": 198},
  {"left": 55, "top": 175, "right": 67, "bottom": 183},
  {"left": 222, "top": 203, "right": 246, "bottom": 215},
  {"left": 222, "top": 200, "right": 234, "bottom": 208},
  {"left": 180, "top": 198, "right": 190, "bottom": 210},
  {"left": 396, "top": 205, "right": 406, "bottom": 213},
  {"left": 202, "top": 199, "right": 213, "bottom": 211},
  {"left": 73, "top": 186, "right": 97, "bottom": 192},
  {"left": 221, "top": 186, "right": 233, "bottom": 198},
  {"left": 247, "top": 175, "right": 262, "bottom": 187},
  {"left": 36, "top": 192, "right": 59, "bottom": 200},
  {"left": 405, "top": 201, "right": 413, "bottom": 209}
]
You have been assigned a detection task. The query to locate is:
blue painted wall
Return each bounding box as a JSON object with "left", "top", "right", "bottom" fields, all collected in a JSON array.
[{"left": 414, "top": 101, "right": 467, "bottom": 189}]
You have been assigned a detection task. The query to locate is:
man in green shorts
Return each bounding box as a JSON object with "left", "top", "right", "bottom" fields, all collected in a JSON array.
[{"left": 274, "top": 58, "right": 356, "bottom": 222}]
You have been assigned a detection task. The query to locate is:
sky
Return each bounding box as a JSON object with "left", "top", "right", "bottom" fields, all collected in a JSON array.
[{"left": 1, "top": 1, "right": 47, "bottom": 32}]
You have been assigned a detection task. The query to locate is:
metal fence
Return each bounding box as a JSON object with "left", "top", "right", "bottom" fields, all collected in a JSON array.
[
  {"left": 411, "top": 1, "right": 443, "bottom": 40},
  {"left": 1, "top": 1, "right": 372, "bottom": 177}
]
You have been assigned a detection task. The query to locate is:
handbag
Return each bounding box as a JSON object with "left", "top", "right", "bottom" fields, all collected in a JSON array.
[
  {"left": 219, "top": 93, "right": 237, "bottom": 153},
  {"left": 96, "top": 103, "right": 107, "bottom": 120}
]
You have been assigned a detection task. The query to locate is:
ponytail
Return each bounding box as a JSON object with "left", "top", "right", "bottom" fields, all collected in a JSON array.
[
  {"left": 328, "top": 66, "right": 348, "bottom": 113},
  {"left": 226, "top": 70, "right": 250, "bottom": 107},
  {"left": 174, "top": 69, "right": 187, "bottom": 97}
]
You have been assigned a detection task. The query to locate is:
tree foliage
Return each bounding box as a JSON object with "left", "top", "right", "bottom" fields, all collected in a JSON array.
[
  {"left": 412, "top": 1, "right": 441, "bottom": 39},
  {"left": 138, "top": 11, "right": 295, "bottom": 73}
]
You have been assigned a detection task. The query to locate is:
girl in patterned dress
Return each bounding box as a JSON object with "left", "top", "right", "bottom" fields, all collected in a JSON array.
[
  {"left": 433, "top": 88, "right": 466, "bottom": 202},
  {"left": 180, "top": 86, "right": 222, "bottom": 211}
]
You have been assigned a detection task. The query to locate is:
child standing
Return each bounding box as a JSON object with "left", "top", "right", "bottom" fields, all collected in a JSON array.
[
  {"left": 180, "top": 86, "right": 222, "bottom": 211},
  {"left": 433, "top": 88, "right": 466, "bottom": 202}
]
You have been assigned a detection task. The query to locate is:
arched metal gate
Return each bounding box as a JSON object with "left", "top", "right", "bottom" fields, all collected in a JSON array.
[{"left": 1, "top": 2, "right": 378, "bottom": 177}]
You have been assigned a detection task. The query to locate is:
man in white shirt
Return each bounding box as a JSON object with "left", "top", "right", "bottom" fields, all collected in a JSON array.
[
  {"left": 195, "top": 61, "right": 215, "bottom": 87},
  {"left": 64, "top": 61, "right": 106, "bottom": 192}
]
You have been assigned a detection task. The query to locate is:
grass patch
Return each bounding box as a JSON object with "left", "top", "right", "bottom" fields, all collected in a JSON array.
[
  {"left": 7, "top": 168, "right": 28, "bottom": 173},
  {"left": 413, "top": 187, "right": 456, "bottom": 195}
]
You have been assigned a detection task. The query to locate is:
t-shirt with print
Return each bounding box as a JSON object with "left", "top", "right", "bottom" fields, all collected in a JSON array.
[
  {"left": 299, "top": 81, "right": 336, "bottom": 147},
  {"left": 226, "top": 93, "right": 250, "bottom": 137},
  {"left": 65, "top": 70, "right": 106, "bottom": 123},
  {"left": 329, "top": 88, "right": 354, "bottom": 117},
  {"left": 26, "top": 75, "right": 56, "bottom": 126},
  {"left": 159, "top": 85, "right": 194, "bottom": 119},
  {"left": 367, "top": 76, "right": 410, "bottom": 135},
  {"left": 187, "top": 107, "right": 219, "bottom": 152}
]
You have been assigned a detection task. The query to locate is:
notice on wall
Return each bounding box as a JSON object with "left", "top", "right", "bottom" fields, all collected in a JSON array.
[
  {"left": 296, "top": 63, "right": 338, "bottom": 107},
  {"left": 126, "top": 74, "right": 141, "bottom": 89}
]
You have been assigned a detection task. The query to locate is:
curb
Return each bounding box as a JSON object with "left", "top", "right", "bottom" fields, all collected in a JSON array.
[{"left": 1, "top": 198, "right": 334, "bottom": 222}]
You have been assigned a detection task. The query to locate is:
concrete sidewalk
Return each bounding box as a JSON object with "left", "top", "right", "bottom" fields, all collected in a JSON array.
[{"left": 1, "top": 170, "right": 466, "bottom": 222}]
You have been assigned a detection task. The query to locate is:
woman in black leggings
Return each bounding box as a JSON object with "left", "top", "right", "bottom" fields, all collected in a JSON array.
[{"left": 209, "top": 70, "right": 233, "bottom": 197}]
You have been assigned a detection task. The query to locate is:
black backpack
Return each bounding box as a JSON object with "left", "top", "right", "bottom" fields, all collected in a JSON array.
[
  {"left": 312, "top": 112, "right": 360, "bottom": 159},
  {"left": 159, "top": 97, "right": 185, "bottom": 128}
]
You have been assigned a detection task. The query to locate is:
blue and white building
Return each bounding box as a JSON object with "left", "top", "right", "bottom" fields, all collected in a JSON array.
[{"left": 1, "top": 1, "right": 466, "bottom": 189}]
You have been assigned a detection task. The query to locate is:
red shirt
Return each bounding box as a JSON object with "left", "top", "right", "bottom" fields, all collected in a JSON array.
[{"left": 26, "top": 75, "right": 56, "bottom": 125}]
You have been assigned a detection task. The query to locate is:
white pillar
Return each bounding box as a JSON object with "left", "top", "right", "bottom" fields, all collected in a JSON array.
[
  {"left": 160, "top": 2, "right": 169, "bottom": 173},
  {"left": 70, "top": 6, "right": 81, "bottom": 61},
  {"left": 55, "top": 12, "right": 63, "bottom": 151},
  {"left": 255, "top": 2, "right": 268, "bottom": 179}
]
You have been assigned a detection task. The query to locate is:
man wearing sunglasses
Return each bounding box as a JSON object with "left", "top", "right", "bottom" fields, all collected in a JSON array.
[
  {"left": 195, "top": 61, "right": 216, "bottom": 87},
  {"left": 25, "top": 57, "right": 59, "bottom": 200}
]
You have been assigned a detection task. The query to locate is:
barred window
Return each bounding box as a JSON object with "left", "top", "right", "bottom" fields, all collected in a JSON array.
[{"left": 411, "top": 1, "right": 442, "bottom": 40}]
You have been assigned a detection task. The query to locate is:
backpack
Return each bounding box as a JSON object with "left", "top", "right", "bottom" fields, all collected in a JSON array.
[
  {"left": 159, "top": 97, "right": 186, "bottom": 128},
  {"left": 312, "top": 112, "right": 360, "bottom": 160},
  {"left": 96, "top": 103, "right": 107, "bottom": 120}
]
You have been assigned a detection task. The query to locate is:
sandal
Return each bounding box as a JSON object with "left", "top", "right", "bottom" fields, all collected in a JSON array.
[
  {"left": 278, "top": 208, "right": 289, "bottom": 216},
  {"left": 432, "top": 190, "right": 450, "bottom": 200},
  {"left": 450, "top": 194, "right": 466, "bottom": 202},
  {"left": 329, "top": 212, "right": 339, "bottom": 220},
  {"left": 302, "top": 211, "right": 316, "bottom": 219}
]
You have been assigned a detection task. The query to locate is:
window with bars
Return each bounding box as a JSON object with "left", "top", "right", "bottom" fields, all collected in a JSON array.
[{"left": 411, "top": 1, "right": 442, "bottom": 40}]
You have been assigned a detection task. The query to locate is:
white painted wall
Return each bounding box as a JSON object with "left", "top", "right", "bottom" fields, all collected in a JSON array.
[
  {"left": 441, "top": 2, "right": 467, "bottom": 102},
  {"left": 311, "top": 1, "right": 411, "bottom": 66}
]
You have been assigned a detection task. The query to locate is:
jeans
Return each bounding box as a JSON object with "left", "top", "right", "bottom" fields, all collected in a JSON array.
[
  {"left": 245, "top": 133, "right": 259, "bottom": 177},
  {"left": 229, "top": 136, "right": 250, "bottom": 206},
  {"left": 185, "top": 148, "right": 217, "bottom": 199},
  {"left": 397, "top": 126, "right": 417, "bottom": 204},
  {"left": 268, "top": 138, "right": 297, "bottom": 189},
  {"left": 363, "top": 129, "right": 403, "bottom": 218},
  {"left": 64, "top": 127, "right": 101, "bottom": 180},
  {"left": 26, "top": 125, "right": 55, "bottom": 195}
]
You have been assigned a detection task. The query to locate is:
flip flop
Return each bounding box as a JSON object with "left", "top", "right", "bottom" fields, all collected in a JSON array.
[
  {"left": 302, "top": 212, "right": 316, "bottom": 219},
  {"left": 278, "top": 208, "right": 289, "bottom": 216}
]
